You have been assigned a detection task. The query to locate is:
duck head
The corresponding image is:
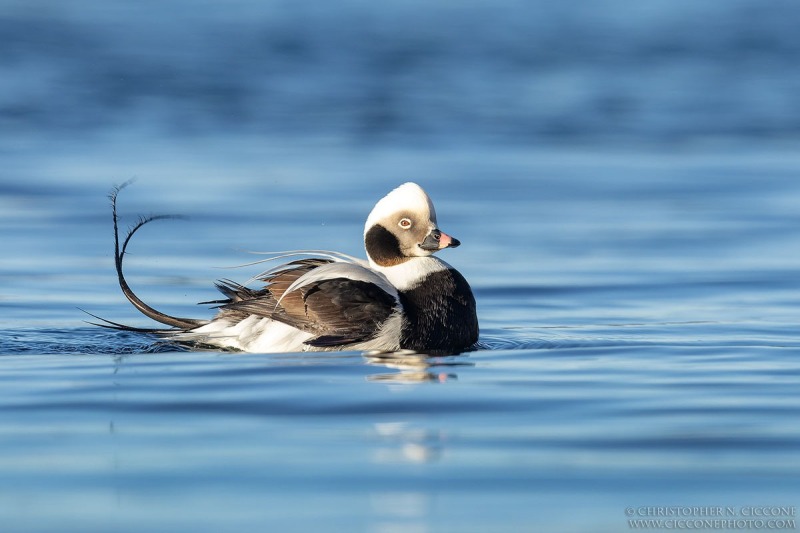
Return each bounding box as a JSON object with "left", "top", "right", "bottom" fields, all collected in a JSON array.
[{"left": 364, "top": 182, "right": 460, "bottom": 268}]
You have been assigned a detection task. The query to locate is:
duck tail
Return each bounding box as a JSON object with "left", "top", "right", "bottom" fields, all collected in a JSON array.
[{"left": 102, "top": 181, "right": 206, "bottom": 331}]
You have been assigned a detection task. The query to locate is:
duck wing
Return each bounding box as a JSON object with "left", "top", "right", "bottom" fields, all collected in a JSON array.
[{"left": 212, "top": 259, "right": 400, "bottom": 348}]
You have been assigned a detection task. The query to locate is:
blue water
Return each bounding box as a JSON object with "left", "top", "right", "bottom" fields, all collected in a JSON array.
[{"left": 2, "top": 1, "right": 800, "bottom": 532}]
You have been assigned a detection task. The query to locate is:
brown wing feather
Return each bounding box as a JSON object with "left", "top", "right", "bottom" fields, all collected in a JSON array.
[
  {"left": 210, "top": 259, "right": 329, "bottom": 324},
  {"left": 210, "top": 259, "right": 398, "bottom": 347},
  {"left": 259, "top": 259, "right": 330, "bottom": 301}
]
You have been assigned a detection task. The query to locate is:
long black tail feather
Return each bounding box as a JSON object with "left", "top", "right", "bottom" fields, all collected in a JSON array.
[
  {"left": 79, "top": 307, "right": 179, "bottom": 334},
  {"left": 105, "top": 182, "right": 207, "bottom": 330}
]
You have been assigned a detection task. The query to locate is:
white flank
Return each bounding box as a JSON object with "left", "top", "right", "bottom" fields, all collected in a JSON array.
[
  {"left": 172, "top": 310, "right": 404, "bottom": 354},
  {"left": 174, "top": 317, "right": 314, "bottom": 352}
]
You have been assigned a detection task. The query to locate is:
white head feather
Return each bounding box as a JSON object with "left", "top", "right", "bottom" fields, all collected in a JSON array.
[{"left": 364, "top": 182, "right": 437, "bottom": 237}]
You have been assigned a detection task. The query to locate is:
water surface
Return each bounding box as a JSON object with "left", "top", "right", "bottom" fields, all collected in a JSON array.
[{"left": 2, "top": 1, "right": 800, "bottom": 531}]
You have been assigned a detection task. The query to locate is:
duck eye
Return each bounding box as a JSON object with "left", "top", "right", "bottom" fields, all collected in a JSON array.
[{"left": 398, "top": 218, "right": 412, "bottom": 229}]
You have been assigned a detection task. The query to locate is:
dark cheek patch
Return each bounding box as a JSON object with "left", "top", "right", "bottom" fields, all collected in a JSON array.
[{"left": 365, "top": 224, "right": 406, "bottom": 266}]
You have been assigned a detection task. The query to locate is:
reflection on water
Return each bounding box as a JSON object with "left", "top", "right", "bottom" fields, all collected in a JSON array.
[
  {"left": 369, "top": 491, "right": 433, "bottom": 533},
  {"left": 365, "top": 350, "right": 471, "bottom": 383},
  {"left": 372, "top": 422, "right": 446, "bottom": 464},
  {"left": 2, "top": 332, "right": 800, "bottom": 532},
  {"left": 367, "top": 370, "right": 457, "bottom": 384}
]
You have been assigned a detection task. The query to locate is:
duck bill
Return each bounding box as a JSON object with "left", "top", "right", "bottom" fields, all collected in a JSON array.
[{"left": 420, "top": 229, "right": 461, "bottom": 251}]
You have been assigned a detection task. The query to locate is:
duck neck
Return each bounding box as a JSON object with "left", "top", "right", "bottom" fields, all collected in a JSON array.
[
  {"left": 394, "top": 265, "right": 479, "bottom": 354},
  {"left": 369, "top": 256, "right": 448, "bottom": 292}
]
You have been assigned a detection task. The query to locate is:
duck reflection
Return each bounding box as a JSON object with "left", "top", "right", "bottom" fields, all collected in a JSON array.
[
  {"left": 364, "top": 350, "right": 472, "bottom": 383},
  {"left": 369, "top": 491, "right": 433, "bottom": 533},
  {"left": 371, "top": 421, "right": 447, "bottom": 464}
]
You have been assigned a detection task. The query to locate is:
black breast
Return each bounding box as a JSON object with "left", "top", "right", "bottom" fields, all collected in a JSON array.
[{"left": 398, "top": 268, "right": 479, "bottom": 354}]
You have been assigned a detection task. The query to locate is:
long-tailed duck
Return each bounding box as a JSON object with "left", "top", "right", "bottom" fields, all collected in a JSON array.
[{"left": 97, "top": 182, "right": 479, "bottom": 355}]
